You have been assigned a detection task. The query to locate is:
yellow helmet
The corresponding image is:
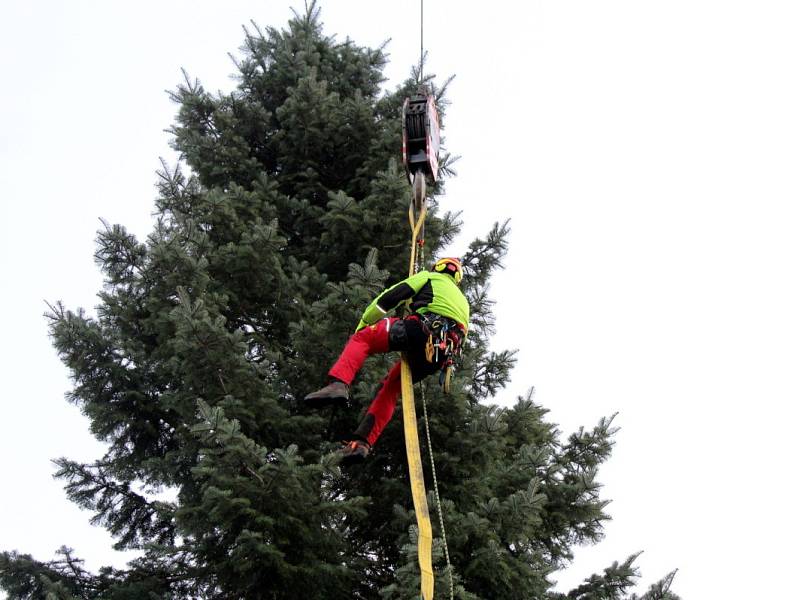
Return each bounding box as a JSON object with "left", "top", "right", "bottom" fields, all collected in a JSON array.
[{"left": 433, "top": 257, "right": 463, "bottom": 285}]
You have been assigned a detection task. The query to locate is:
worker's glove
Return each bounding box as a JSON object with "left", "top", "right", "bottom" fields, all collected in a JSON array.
[{"left": 355, "top": 305, "right": 387, "bottom": 333}]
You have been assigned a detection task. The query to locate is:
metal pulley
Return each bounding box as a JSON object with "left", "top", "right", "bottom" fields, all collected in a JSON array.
[{"left": 402, "top": 89, "right": 440, "bottom": 211}]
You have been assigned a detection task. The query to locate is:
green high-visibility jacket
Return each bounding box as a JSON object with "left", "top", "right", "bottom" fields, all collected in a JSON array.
[{"left": 357, "top": 271, "right": 470, "bottom": 333}]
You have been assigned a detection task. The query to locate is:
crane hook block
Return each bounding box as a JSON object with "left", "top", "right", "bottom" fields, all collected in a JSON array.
[{"left": 402, "top": 91, "right": 441, "bottom": 184}]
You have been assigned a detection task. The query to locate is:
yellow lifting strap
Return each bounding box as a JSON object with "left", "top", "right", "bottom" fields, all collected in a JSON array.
[
  {"left": 402, "top": 172, "right": 434, "bottom": 600},
  {"left": 401, "top": 360, "right": 434, "bottom": 599}
]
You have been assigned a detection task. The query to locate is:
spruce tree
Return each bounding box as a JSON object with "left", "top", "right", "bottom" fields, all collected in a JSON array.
[{"left": 0, "top": 5, "right": 679, "bottom": 599}]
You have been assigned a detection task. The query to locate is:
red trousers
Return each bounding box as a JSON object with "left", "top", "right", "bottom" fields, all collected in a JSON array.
[
  {"left": 329, "top": 318, "right": 402, "bottom": 446},
  {"left": 330, "top": 316, "right": 445, "bottom": 446}
]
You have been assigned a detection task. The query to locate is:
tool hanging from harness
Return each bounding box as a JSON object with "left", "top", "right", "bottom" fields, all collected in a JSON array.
[{"left": 420, "top": 313, "right": 464, "bottom": 394}]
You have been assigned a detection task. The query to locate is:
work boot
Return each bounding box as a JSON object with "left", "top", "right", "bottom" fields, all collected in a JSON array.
[
  {"left": 339, "top": 439, "right": 371, "bottom": 466},
  {"left": 304, "top": 380, "right": 349, "bottom": 408}
]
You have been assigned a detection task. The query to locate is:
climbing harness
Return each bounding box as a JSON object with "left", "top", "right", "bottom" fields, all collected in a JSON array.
[{"left": 420, "top": 313, "right": 463, "bottom": 395}]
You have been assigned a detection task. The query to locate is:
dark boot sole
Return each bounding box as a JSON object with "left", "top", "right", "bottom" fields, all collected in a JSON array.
[{"left": 304, "top": 395, "right": 349, "bottom": 409}]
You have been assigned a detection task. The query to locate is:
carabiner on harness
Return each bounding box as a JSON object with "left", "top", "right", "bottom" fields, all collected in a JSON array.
[{"left": 420, "top": 314, "right": 461, "bottom": 394}]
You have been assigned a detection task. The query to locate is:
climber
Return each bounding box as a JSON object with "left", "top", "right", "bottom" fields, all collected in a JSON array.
[{"left": 305, "top": 257, "right": 470, "bottom": 464}]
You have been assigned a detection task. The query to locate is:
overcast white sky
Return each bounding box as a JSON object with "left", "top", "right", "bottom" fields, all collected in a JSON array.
[{"left": 2, "top": 2, "right": 799, "bottom": 598}]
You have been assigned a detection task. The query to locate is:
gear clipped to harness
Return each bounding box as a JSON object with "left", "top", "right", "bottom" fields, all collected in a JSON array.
[{"left": 421, "top": 314, "right": 463, "bottom": 395}]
